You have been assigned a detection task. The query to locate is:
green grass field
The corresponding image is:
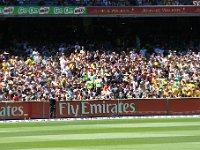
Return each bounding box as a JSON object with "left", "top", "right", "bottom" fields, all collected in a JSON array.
[{"left": 0, "top": 117, "right": 200, "bottom": 150}]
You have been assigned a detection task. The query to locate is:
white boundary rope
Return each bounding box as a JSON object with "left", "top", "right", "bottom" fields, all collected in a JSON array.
[{"left": 1, "top": 115, "right": 200, "bottom": 123}]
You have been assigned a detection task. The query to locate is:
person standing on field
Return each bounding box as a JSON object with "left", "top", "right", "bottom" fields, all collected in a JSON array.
[{"left": 49, "top": 94, "right": 56, "bottom": 119}]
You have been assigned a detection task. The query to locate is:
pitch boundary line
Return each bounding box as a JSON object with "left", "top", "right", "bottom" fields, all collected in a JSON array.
[{"left": 1, "top": 115, "right": 200, "bottom": 124}]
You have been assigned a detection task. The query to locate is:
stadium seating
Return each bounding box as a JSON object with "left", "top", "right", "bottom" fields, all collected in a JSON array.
[{"left": 0, "top": 46, "right": 199, "bottom": 101}]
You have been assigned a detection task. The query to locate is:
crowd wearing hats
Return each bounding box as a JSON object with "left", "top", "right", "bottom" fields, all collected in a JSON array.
[{"left": 0, "top": 46, "right": 199, "bottom": 102}]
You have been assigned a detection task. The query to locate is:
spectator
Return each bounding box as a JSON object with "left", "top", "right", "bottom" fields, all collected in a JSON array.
[{"left": 0, "top": 44, "right": 199, "bottom": 102}]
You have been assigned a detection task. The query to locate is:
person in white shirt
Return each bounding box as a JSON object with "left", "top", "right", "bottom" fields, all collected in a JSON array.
[{"left": 59, "top": 53, "right": 66, "bottom": 70}]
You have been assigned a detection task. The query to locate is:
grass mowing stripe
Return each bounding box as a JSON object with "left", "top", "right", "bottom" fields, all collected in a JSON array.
[
  {"left": 1, "top": 118, "right": 200, "bottom": 128},
  {"left": 1, "top": 132, "right": 193, "bottom": 144},
  {"left": 7, "top": 142, "right": 200, "bottom": 150},
  {"left": 0, "top": 133, "right": 188, "bottom": 143},
  {"left": 1, "top": 122, "right": 200, "bottom": 133},
  {"left": 1, "top": 125, "right": 200, "bottom": 138},
  {"left": 0, "top": 118, "right": 200, "bottom": 149},
  {"left": 1, "top": 136, "right": 200, "bottom": 150},
  {"left": 19, "top": 142, "right": 200, "bottom": 150}
]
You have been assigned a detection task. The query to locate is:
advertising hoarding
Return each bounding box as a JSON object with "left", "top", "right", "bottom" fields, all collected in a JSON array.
[{"left": 0, "top": 98, "right": 200, "bottom": 120}]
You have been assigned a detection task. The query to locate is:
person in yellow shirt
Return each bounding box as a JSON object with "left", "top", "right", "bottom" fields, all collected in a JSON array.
[
  {"left": 181, "top": 87, "right": 186, "bottom": 97},
  {"left": 25, "top": 57, "right": 33, "bottom": 66},
  {"left": 59, "top": 75, "right": 67, "bottom": 87},
  {"left": 9, "top": 58, "right": 15, "bottom": 66},
  {"left": 194, "top": 90, "right": 200, "bottom": 97},
  {"left": 94, "top": 75, "right": 103, "bottom": 95},
  {"left": 1, "top": 60, "right": 7, "bottom": 73},
  {"left": 186, "top": 82, "right": 196, "bottom": 90},
  {"left": 1, "top": 60, "right": 7, "bottom": 68},
  {"left": 167, "top": 81, "right": 174, "bottom": 92},
  {"left": 86, "top": 80, "right": 94, "bottom": 90},
  {"left": 185, "top": 89, "right": 193, "bottom": 97}
]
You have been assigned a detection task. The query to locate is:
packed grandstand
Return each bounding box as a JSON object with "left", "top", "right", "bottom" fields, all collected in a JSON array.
[
  {"left": 0, "top": 44, "right": 199, "bottom": 101},
  {"left": 0, "top": 0, "right": 199, "bottom": 102}
]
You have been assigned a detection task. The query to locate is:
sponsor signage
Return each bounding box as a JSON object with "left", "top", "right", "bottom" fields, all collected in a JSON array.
[
  {"left": 0, "top": 102, "right": 47, "bottom": 120},
  {"left": 87, "top": 6, "right": 200, "bottom": 15},
  {"left": 0, "top": 6, "right": 86, "bottom": 15},
  {"left": 1, "top": 6, "right": 200, "bottom": 16},
  {"left": 58, "top": 100, "right": 136, "bottom": 118},
  {"left": 0, "top": 105, "right": 23, "bottom": 117},
  {"left": 0, "top": 98, "right": 200, "bottom": 120}
]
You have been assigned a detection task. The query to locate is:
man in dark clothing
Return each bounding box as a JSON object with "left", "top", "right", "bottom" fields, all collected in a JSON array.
[{"left": 49, "top": 94, "right": 56, "bottom": 118}]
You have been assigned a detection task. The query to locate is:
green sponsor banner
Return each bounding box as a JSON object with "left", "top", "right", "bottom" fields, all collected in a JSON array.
[{"left": 0, "top": 6, "right": 87, "bottom": 15}]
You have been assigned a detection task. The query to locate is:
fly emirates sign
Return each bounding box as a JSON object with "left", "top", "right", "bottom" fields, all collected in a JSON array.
[
  {"left": 59, "top": 101, "right": 136, "bottom": 117},
  {"left": 0, "top": 106, "right": 23, "bottom": 117}
]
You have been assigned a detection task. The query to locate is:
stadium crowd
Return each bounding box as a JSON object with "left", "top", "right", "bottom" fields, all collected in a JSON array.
[
  {"left": 0, "top": 44, "right": 199, "bottom": 102},
  {"left": 0, "top": 0, "right": 194, "bottom": 6}
]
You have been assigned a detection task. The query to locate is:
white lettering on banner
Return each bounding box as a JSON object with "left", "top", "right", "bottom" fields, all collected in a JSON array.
[
  {"left": 18, "top": 7, "right": 28, "bottom": 14},
  {"left": 59, "top": 102, "right": 136, "bottom": 117},
  {"left": 193, "top": 1, "right": 200, "bottom": 6},
  {"left": 59, "top": 102, "right": 79, "bottom": 117},
  {"left": 90, "top": 104, "right": 103, "bottom": 114},
  {"left": 64, "top": 8, "right": 73, "bottom": 14},
  {"left": 29, "top": 7, "right": 38, "bottom": 14},
  {"left": 71, "top": 104, "right": 79, "bottom": 117},
  {"left": 123, "top": 103, "right": 129, "bottom": 113},
  {"left": 81, "top": 102, "right": 89, "bottom": 115},
  {"left": 54, "top": 7, "right": 63, "bottom": 14},
  {"left": 59, "top": 103, "right": 65, "bottom": 115},
  {"left": 0, "top": 106, "right": 24, "bottom": 117},
  {"left": 129, "top": 103, "right": 136, "bottom": 112},
  {"left": 111, "top": 104, "right": 118, "bottom": 113}
]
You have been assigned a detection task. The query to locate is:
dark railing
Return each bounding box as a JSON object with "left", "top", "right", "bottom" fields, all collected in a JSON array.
[{"left": 0, "top": 0, "right": 194, "bottom": 6}]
